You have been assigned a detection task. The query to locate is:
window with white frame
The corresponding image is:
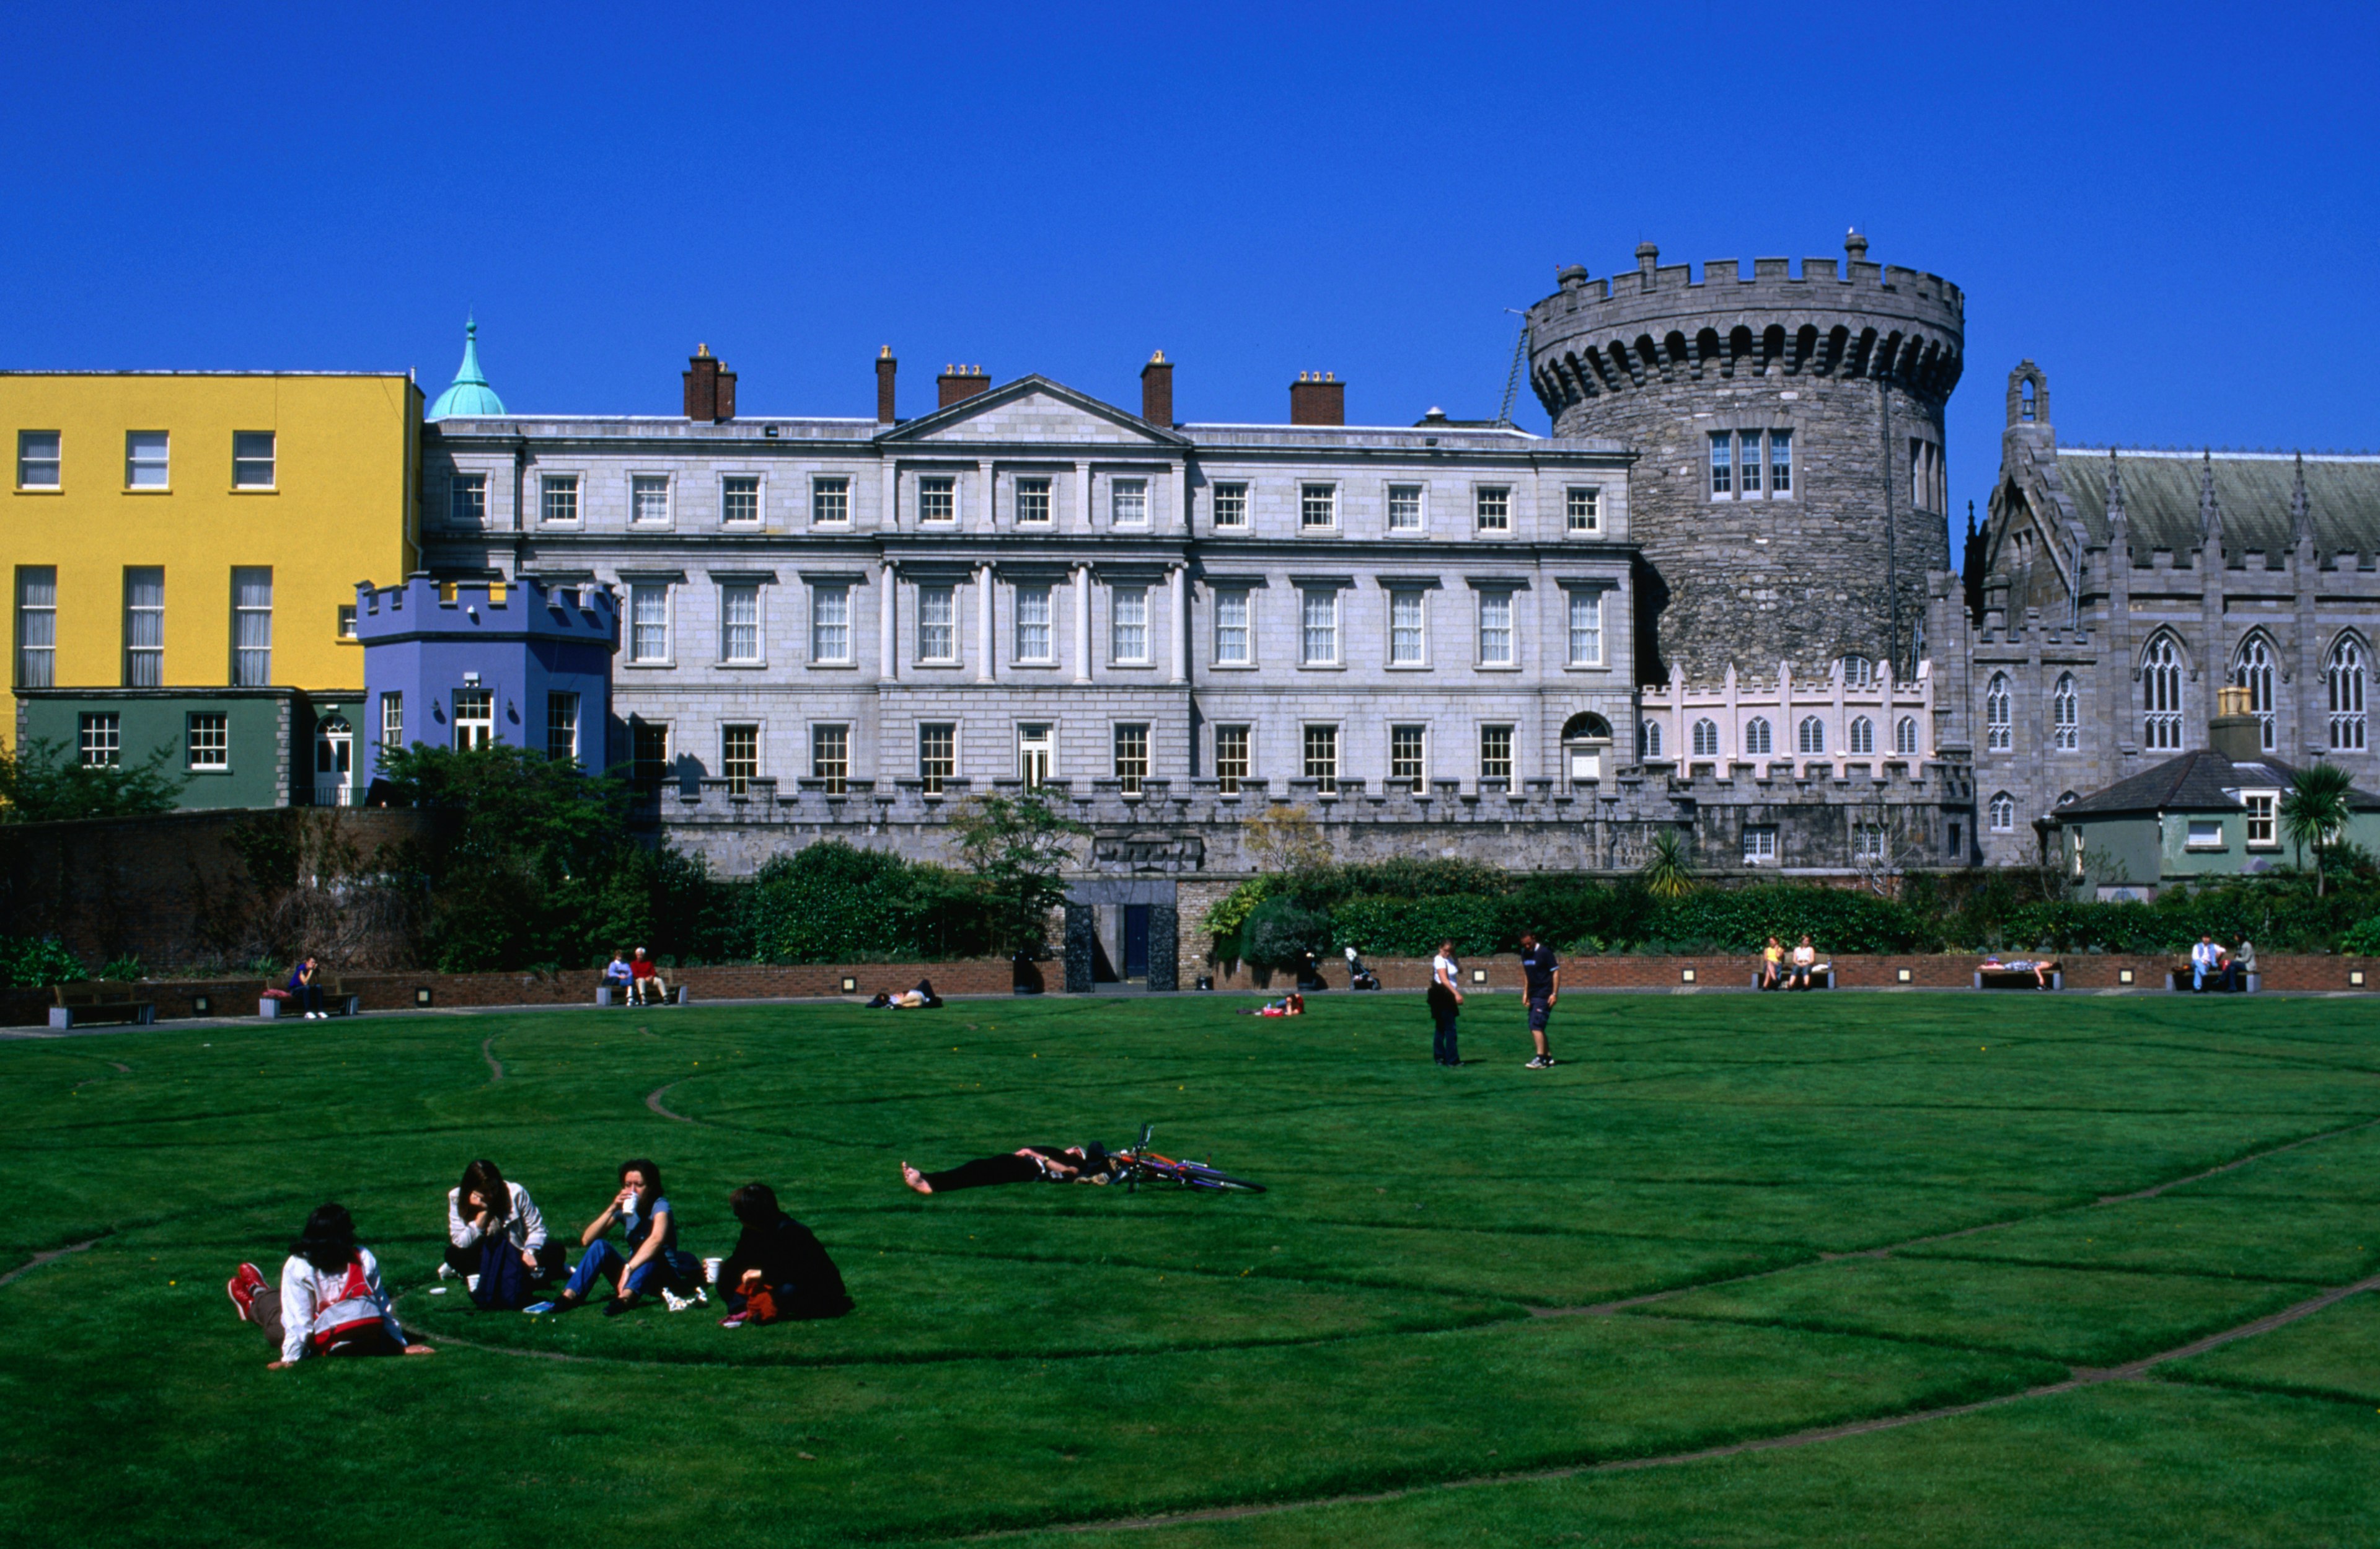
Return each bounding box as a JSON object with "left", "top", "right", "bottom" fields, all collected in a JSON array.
[
  {"left": 17, "top": 431, "right": 60, "bottom": 488},
  {"left": 1797, "top": 715, "right": 1826, "bottom": 756},
  {"left": 1014, "top": 584, "right": 1052, "bottom": 663},
  {"left": 123, "top": 567, "right": 163, "bottom": 687},
  {"left": 628, "top": 582, "right": 670, "bottom": 663},
  {"left": 1300, "top": 483, "right": 1336, "bottom": 529},
  {"left": 547, "top": 691, "right": 580, "bottom": 762},
  {"left": 1111, "top": 586, "right": 1148, "bottom": 663},
  {"left": 1214, "top": 725, "right": 1250, "bottom": 793},
  {"left": 918, "top": 584, "right": 958, "bottom": 663},
  {"left": 1477, "top": 591, "right": 1514, "bottom": 666},
  {"left": 2186, "top": 818, "right": 2225, "bottom": 850},
  {"left": 918, "top": 475, "right": 956, "bottom": 524},
  {"left": 1387, "top": 484, "right": 1422, "bottom": 532},
  {"left": 1390, "top": 724, "right": 1426, "bottom": 792},
  {"left": 187, "top": 712, "right": 229, "bottom": 770},
  {"left": 337, "top": 604, "right": 356, "bottom": 640},
  {"left": 1854, "top": 823, "right": 1888, "bottom": 862},
  {"left": 126, "top": 431, "right": 169, "bottom": 488},
  {"left": 231, "top": 568, "right": 272, "bottom": 686},
  {"left": 1480, "top": 725, "right": 1514, "bottom": 783},
  {"left": 1711, "top": 430, "right": 1789, "bottom": 500},
  {"left": 380, "top": 691, "right": 402, "bottom": 754},
  {"left": 1303, "top": 724, "right": 1339, "bottom": 793},
  {"left": 79, "top": 712, "right": 120, "bottom": 766},
  {"left": 1389, "top": 589, "right": 1426, "bottom": 666},
  {"left": 448, "top": 471, "right": 487, "bottom": 526},
  {"left": 1566, "top": 487, "right": 1600, "bottom": 532},
  {"left": 2053, "top": 673, "right": 2079, "bottom": 751},
  {"left": 1691, "top": 718, "right": 1719, "bottom": 759},
  {"left": 1849, "top": 715, "right": 1875, "bottom": 756},
  {"left": 2244, "top": 790, "right": 2278, "bottom": 847},
  {"left": 1841, "top": 655, "right": 1875, "bottom": 688},
  {"left": 453, "top": 689, "right": 493, "bottom": 751},
  {"left": 1300, "top": 588, "right": 1338, "bottom": 665},
  {"left": 721, "top": 724, "right": 759, "bottom": 793},
  {"left": 721, "top": 475, "right": 760, "bottom": 526},
  {"left": 812, "top": 724, "right": 849, "bottom": 794},
  {"left": 540, "top": 474, "right": 579, "bottom": 524},
  {"left": 1475, "top": 487, "right": 1511, "bottom": 532},
  {"left": 917, "top": 723, "right": 955, "bottom": 793},
  {"left": 232, "top": 431, "right": 275, "bottom": 488},
  {"left": 1214, "top": 588, "right": 1250, "bottom": 664},
  {"left": 1567, "top": 590, "right": 1602, "bottom": 666},
  {"left": 1986, "top": 672, "right": 2012, "bottom": 751},
  {"left": 2144, "top": 635, "right": 2185, "bottom": 750},
  {"left": 632, "top": 474, "right": 671, "bottom": 526},
  {"left": 1111, "top": 478, "right": 1148, "bottom": 527},
  {"left": 1640, "top": 719, "right": 1663, "bottom": 759},
  {"left": 1708, "top": 433, "right": 1732, "bottom": 497},
  {"left": 1895, "top": 715, "right": 1919, "bottom": 756},
  {"left": 1745, "top": 717, "right": 1773, "bottom": 757},
  {"left": 1770, "top": 431, "right": 1792, "bottom": 495},
  {"left": 1743, "top": 824, "right": 1777, "bottom": 863},
  {"left": 1989, "top": 791, "right": 2016, "bottom": 831},
  {"left": 811, "top": 477, "right": 850, "bottom": 526},
  {"left": 721, "top": 583, "right": 762, "bottom": 663},
  {"left": 2329, "top": 637, "right": 2367, "bottom": 751},
  {"left": 1211, "top": 482, "right": 1248, "bottom": 529},
  {"left": 1113, "top": 723, "right": 1149, "bottom": 793},
  {"left": 810, "top": 583, "right": 852, "bottom": 663},
  {"left": 1015, "top": 477, "right": 1051, "bottom": 526}
]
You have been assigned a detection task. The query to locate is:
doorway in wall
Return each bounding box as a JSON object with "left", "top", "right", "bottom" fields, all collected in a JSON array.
[
  {"left": 1124, "top": 905, "right": 1151, "bottom": 979},
  {"left": 314, "top": 716, "right": 354, "bottom": 806}
]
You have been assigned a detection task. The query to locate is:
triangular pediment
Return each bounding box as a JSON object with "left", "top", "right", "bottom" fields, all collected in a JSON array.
[{"left": 879, "top": 375, "right": 1186, "bottom": 448}]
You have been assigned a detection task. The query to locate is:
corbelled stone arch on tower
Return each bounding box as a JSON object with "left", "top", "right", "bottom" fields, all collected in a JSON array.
[{"left": 2007, "top": 361, "right": 2050, "bottom": 426}]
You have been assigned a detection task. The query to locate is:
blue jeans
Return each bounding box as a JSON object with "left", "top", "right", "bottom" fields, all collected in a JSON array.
[
  {"left": 2193, "top": 962, "right": 2214, "bottom": 991},
  {"left": 1432, "top": 1009, "right": 1460, "bottom": 1065},
  {"left": 563, "top": 1238, "right": 690, "bottom": 1300}
]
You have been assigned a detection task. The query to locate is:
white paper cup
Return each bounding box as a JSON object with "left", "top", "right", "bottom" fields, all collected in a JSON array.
[{"left": 702, "top": 1256, "right": 723, "bottom": 1284}]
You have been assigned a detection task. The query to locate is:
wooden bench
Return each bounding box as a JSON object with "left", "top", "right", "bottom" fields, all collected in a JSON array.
[
  {"left": 1752, "top": 968, "right": 1835, "bottom": 990},
  {"left": 2167, "top": 959, "right": 2257, "bottom": 993},
  {"left": 1975, "top": 967, "right": 2061, "bottom": 991},
  {"left": 599, "top": 982, "right": 687, "bottom": 1006},
  {"left": 49, "top": 981, "right": 158, "bottom": 1030},
  {"left": 259, "top": 977, "right": 362, "bottom": 1018}
]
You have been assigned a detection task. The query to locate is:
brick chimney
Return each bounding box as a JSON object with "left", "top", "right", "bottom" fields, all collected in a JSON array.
[
  {"left": 1289, "top": 371, "right": 1344, "bottom": 426},
  {"left": 876, "top": 346, "right": 897, "bottom": 424},
  {"left": 937, "top": 364, "right": 990, "bottom": 409},
  {"left": 1140, "top": 350, "right": 1174, "bottom": 426},
  {"left": 683, "top": 344, "right": 736, "bottom": 423}
]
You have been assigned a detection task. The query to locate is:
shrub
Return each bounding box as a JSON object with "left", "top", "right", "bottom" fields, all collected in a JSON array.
[
  {"left": 1, "top": 935, "right": 86, "bottom": 989},
  {"left": 1243, "top": 898, "right": 1331, "bottom": 969},
  {"left": 2342, "top": 915, "right": 2380, "bottom": 956},
  {"left": 1331, "top": 894, "right": 1510, "bottom": 958},
  {"left": 748, "top": 841, "right": 998, "bottom": 963}
]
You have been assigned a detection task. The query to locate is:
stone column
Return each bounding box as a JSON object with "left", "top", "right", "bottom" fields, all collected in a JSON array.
[
  {"left": 1168, "top": 564, "right": 1188, "bottom": 686},
  {"left": 881, "top": 463, "right": 898, "bottom": 531},
  {"left": 976, "top": 563, "right": 995, "bottom": 683},
  {"left": 1147, "top": 902, "right": 1179, "bottom": 992},
  {"left": 1064, "top": 901, "right": 1096, "bottom": 994},
  {"left": 879, "top": 562, "right": 897, "bottom": 681},
  {"left": 1074, "top": 565, "right": 1093, "bottom": 684},
  {"left": 979, "top": 459, "right": 994, "bottom": 529},
  {"left": 1075, "top": 461, "right": 1092, "bottom": 534}
]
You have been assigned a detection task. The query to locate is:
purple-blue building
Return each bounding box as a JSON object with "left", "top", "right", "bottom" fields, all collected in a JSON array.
[{"left": 355, "top": 576, "right": 619, "bottom": 780}]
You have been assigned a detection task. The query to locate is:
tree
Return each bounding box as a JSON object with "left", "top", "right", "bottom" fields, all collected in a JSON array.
[
  {"left": 2281, "top": 761, "right": 2357, "bottom": 898},
  {"left": 1639, "top": 827, "right": 1696, "bottom": 899},
  {"left": 946, "top": 792, "right": 1088, "bottom": 956},
  {"left": 0, "top": 737, "right": 184, "bottom": 823},
  {"left": 1242, "top": 803, "right": 1332, "bottom": 877}
]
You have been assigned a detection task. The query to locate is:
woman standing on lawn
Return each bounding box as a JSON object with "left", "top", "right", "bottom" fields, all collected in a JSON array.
[
  {"left": 1428, "top": 938, "right": 1465, "bottom": 1066},
  {"left": 225, "top": 1203, "right": 434, "bottom": 1367}
]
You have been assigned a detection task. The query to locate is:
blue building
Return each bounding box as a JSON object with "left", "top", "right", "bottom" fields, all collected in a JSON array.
[{"left": 355, "top": 576, "right": 619, "bottom": 780}]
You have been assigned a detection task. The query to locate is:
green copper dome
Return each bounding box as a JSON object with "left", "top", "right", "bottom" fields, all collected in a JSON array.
[{"left": 428, "top": 317, "right": 506, "bottom": 418}]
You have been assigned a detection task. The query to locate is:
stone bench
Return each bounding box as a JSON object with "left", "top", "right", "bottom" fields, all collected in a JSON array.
[
  {"left": 1975, "top": 968, "right": 2061, "bottom": 991},
  {"left": 260, "top": 978, "right": 362, "bottom": 1018},
  {"left": 50, "top": 981, "right": 157, "bottom": 1029}
]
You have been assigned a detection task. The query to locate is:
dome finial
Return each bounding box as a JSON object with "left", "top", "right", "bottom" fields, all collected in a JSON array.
[{"left": 429, "top": 314, "right": 506, "bottom": 420}]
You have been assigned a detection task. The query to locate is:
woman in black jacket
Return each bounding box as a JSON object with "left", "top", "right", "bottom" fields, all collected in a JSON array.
[{"left": 714, "top": 1183, "right": 853, "bottom": 1326}]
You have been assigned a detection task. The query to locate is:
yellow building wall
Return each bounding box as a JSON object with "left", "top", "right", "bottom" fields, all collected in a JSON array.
[{"left": 3, "top": 373, "right": 420, "bottom": 742}]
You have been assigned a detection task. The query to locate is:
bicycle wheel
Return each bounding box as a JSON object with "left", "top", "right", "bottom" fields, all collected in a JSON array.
[{"left": 1179, "top": 1166, "right": 1266, "bottom": 1194}]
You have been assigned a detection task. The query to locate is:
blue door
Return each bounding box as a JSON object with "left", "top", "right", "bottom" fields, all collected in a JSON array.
[{"left": 1124, "top": 906, "right": 1151, "bottom": 979}]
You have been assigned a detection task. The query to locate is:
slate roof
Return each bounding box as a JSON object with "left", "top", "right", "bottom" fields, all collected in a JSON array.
[
  {"left": 2055, "top": 450, "right": 2380, "bottom": 556},
  {"left": 2054, "top": 748, "right": 2380, "bottom": 819}
]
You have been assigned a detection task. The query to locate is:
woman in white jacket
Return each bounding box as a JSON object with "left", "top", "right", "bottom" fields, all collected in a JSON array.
[
  {"left": 445, "top": 1158, "right": 562, "bottom": 1309},
  {"left": 225, "top": 1203, "right": 433, "bottom": 1367}
]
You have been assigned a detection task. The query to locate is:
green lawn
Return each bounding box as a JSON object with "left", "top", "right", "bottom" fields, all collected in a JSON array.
[{"left": 3, "top": 991, "right": 2378, "bottom": 1547}]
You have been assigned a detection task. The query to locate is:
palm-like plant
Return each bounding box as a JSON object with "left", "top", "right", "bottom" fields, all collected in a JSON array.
[
  {"left": 2281, "top": 761, "right": 2356, "bottom": 898},
  {"left": 1640, "top": 827, "right": 1696, "bottom": 899}
]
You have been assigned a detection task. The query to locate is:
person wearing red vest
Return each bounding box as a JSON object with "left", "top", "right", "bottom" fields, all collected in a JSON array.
[{"left": 224, "top": 1203, "right": 434, "bottom": 1367}]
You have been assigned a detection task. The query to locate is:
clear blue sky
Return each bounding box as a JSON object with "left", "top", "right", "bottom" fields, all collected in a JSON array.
[{"left": 4, "top": 2, "right": 2374, "bottom": 554}]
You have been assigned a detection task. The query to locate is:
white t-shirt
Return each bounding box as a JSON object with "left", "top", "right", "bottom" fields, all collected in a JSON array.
[
  {"left": 1432, "top": 953, "right": 1458, "bottom": 990},
  {"left": 1791, "top": 945, "right": 1816, "bottom": 968}
]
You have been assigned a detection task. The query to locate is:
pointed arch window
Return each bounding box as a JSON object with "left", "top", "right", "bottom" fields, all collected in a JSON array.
[
  {"left": 1744, "top": 717, "right": 1773, "bottom": 757},
  {"left": 2143, "top": 635, "right": 2184, "bottom": 751},
  {"left": 2053, "top": 673, "right": 2079, "bottom": 752},
  {"left": 1848, "top": 715, "right": 1875, "bottom": 755},
  {"left": 1895, "top": 715, "right": 1918, "bottom": 756},
  {"left": 1690, "top": 718, "right": 1719, "bottom": 759},
  {"left": 2232, "top": 637, "right": 2276, "bottom": 752},
  {"left": 1989, "top": 792, "right": 2016, "bottom": 832},
  {"left": 1797, "top": 715, "right": 1825, "bottom": 756},
  {"left": 1986, "top": 673, "right": 2012, "bottom": 752},
  {"left": 1639, "top": 719, "right": 1663, "bottom": 760},
  {"left": 2329, "top": 636, "right": 2367, "bottom": 751}
]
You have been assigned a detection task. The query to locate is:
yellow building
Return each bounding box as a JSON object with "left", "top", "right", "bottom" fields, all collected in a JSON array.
[{"left": 5, "top": 371, "right": 420, "bottom": 806}]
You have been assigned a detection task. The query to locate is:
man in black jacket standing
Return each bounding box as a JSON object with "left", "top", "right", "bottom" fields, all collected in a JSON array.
[
  {"left": 1518, "top": 931, "right": 1561, "bottom": 1069},
  {"left": 715, "top": 1183, "right": 853, "bottom": 1326}
]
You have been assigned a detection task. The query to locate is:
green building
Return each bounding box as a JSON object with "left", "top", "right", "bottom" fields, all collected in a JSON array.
[{"left": 14, "top": 686, "right": 364, "bottom": 810}]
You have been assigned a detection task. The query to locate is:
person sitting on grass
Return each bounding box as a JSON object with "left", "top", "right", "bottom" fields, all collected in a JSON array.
[
  {"left": 288, "top": 955, "right": 328, "bottom": 1020},
  {"left": 444, "top": 1158, "right": 563, "bottom": 1310},
  {"left": 1758, "top": 937, "right": 1784, "bottom": 991},
  {"left": 225, "top": 1203, "right": 434, "bottom": 1368},
  {"left": 524, "top": 1158, "right": 697, "bottom": 1317},
  {"left": 628, "top": 948, "right": 670, "bottom": 1006},
  {"left": 713, "top": 1183, "right": 853, "bottom": 1327},
  {"left": 601, "top": 950, "right": 635, "bottom": 1000},
  {"left": 901, "top": 1144, "right": 1120, "bottom": 1194}
]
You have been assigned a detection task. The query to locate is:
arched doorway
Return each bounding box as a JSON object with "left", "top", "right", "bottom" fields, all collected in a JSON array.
[
  {"left": 314, "top": 715, "right": 354, "bottom": 807},
  {"left": 1561, "top": 712, "right": 1613, "bottom": 786}
]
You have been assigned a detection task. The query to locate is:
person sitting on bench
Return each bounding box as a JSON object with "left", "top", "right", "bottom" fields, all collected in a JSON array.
[
  {"left": 628, "top": 948, "right": 669, "bottom": 1005},
  {"left": 2230, "top": 937, "right": 2257, "bottom": 992},
  {"left": 713, "top": 1182, "right": 853, "bottom": 1326},
  {"left": 601, "top": 950, "right": 635, "bottom": 1000},
  {"left": 1758, "top": 937, "right": 1784, "bottom": 991},
  {"left": 2190, "top": 934, "right": 2226, "bottom": 993},
  {"left": 288, "top": 955, "right": 327, "bottom": 1020},
  {"left": 225, "top": 1203, "right": 434, "bottom": 1367},
  {"left": 1787, "top": 936, "right": 1822, "bottom": 991},
  {"left": 901, "top": 1144, "right": 1121, "bottom": 1194}
]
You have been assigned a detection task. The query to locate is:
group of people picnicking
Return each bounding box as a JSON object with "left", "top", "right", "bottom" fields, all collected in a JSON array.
[
  {"left": 224, "top": 1157, "right": 852, "bottom": 1366},
  {"left": 599, "top": 948, "right": 674, "bottom": 1005}
]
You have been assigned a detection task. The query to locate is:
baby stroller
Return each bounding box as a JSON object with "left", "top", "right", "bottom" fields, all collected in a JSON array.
[{"left": 1344, "top": 946, "right": 1382, "bottom": 991}]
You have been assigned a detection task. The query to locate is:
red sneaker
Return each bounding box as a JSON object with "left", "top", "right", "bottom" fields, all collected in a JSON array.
[{"left": 226, "top": 1262, "right": 265, "bottom": 1321}]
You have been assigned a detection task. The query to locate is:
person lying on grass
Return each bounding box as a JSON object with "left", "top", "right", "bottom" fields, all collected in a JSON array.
[
  {"left": 901, "top": 1143, "right": 1121, "bottom": 1194},
  {"left": 713, "top": 1182, "right": 854, "bottom": 1327},
  {"left": 524, "top": 1157, "right": 700, "bottom": 1317},
  {"left": 1236, "top": 992, "right": 1303, "bottom": 1017},
  {"left": 444, "top": 1158, "right": 563, "bottom": 1310},
  {"left": 226, "top": 1203, "right": 434, "bottom": 1368}
]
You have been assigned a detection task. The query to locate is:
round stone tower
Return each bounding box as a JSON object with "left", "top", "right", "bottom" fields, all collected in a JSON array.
[{"left": 1526, "top": 234, "right": 1962, "bottom": 682}]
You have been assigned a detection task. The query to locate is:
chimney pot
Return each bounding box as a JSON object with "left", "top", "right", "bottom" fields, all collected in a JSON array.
[{"left": 1844, "top": 229, "right": 1870, "bottom": 262}]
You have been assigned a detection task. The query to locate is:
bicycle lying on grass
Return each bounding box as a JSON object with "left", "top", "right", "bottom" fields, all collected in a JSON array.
[{"left": 1111, "top": 1123, "right": 1266, "bottom": 1194}]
